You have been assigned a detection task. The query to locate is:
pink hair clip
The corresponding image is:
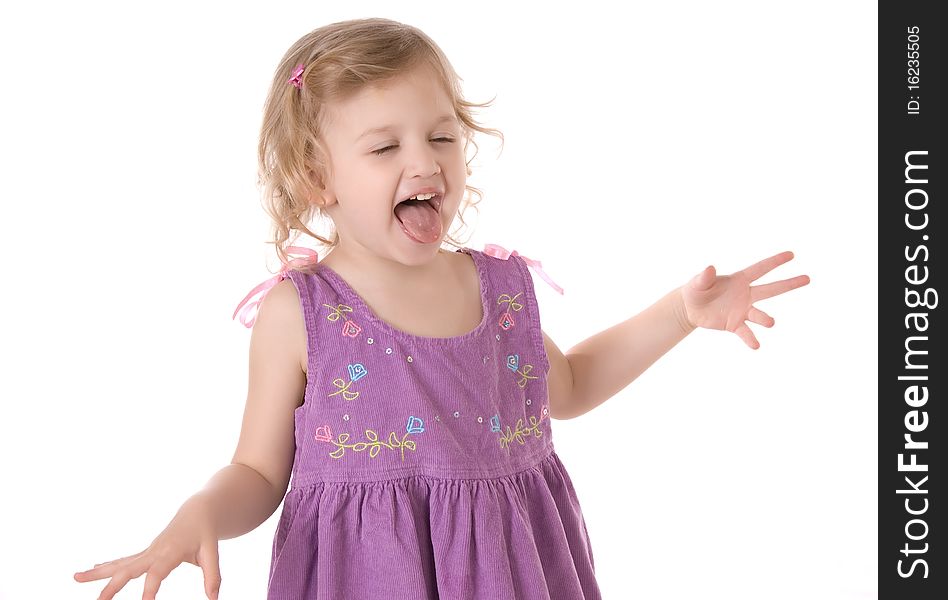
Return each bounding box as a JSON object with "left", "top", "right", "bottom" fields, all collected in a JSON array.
[
  {"left": 232, "top": 246, "right": 319, "bottom": 328},
  {"left": 288, "top": 63, "right": 305, "bottom": 89},
  {"left": 483, "top": 243, "right": 564, "bottom": 295}
]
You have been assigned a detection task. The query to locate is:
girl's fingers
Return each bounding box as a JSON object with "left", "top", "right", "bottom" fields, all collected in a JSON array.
[
  {"left": 83, "top": 550, "right": 144, "bottom": 575},
  {"left": 141, "top": 560, "right": 177, "bottom": 600},
  {"left": 741, "top": 250, "right": 795, "bottom": 281},
  {"left": 76, "top": 561, "right": 124, "bottom": 582},
  {"left": 96, "top": 563, "right": 143, "bottom": 600},
  {"left": 747, "top": 306, "right": 775, "bottom": 328},
  {"left": 750, "top": 274, "right": 810, "bottom": 302},
  {"left": 733, "top": 322, "right": 760, "bottom": 350}
]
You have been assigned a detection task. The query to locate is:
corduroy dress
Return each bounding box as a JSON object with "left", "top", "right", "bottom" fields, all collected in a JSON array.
[{"left": 266, "top": 246, "right": 601, "bottom": 599}]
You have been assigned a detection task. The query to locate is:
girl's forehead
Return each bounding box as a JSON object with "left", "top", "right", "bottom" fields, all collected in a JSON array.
[{"left": 326, "top": 73, "right": 457, "bottom": 140}]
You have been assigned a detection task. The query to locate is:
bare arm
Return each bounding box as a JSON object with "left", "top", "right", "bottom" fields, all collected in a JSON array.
[
  {"left": 186, "top": 464, "right": 285, "bottom": 542},
  {"left": 197, "top": 277, "right": 307, "bottom": 539},
  {"left": 543, "top": 252, "right": 810, "bottom": 421},
  {"left": 544, "top": 287, "right": 693, "bottom": 420},
  {"left": 75, "top": 278, "right": 307, "bottom": 599}
]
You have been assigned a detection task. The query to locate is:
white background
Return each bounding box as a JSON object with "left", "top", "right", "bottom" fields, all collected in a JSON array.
[{"left": 0, "top": 1, "right": 877, "bottom": 599}]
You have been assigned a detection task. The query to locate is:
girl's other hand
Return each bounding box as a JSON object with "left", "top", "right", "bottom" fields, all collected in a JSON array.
[
  {"left": 73, "top": 497, "right": 221, "bottom": 600},
  {"left": 679, "top": 250, "right": 811, "bottom": 349}
]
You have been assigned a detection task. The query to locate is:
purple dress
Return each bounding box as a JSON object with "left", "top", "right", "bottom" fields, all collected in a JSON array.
[{"left": 268, "top": 247, "right": 601, "bottom": 599}]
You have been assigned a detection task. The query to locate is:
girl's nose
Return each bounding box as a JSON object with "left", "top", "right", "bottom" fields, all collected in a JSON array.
[{"left": 404, "top": 142, "right": 441, "bottom": 177}]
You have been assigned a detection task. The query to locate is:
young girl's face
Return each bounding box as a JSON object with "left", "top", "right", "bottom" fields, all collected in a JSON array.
[{"left": 317, "top": 65, "right": 467, "bottom": 265}]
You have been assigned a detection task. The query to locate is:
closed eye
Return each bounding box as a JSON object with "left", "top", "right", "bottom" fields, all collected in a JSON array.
[{"left": 372, "top": 138, "right": 456, "bottom": 157}]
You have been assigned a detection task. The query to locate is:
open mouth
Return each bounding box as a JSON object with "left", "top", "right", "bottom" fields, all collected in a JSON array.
[
  {"left": 394, "top": 193, "right": 442, "bottom": 213},
  {"left": 393, "top": 193, "right": 444, "bottom": 244}
]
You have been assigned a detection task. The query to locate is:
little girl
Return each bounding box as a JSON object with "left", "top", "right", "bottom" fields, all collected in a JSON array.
[{"left": 74, "top": 18, "right": 809, "bottom": 600}]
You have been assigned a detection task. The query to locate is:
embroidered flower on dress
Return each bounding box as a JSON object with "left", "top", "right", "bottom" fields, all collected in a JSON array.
[
  {"left": 506, "top": 354, "right": 538, "bottom": 388},
  {"left": 346, "top": 363, "right": 367, "bottom": 381},
  {"left": 406, "top": 416, "right": 424, "bottom": 434},
  {"left": 342, "top": 320, "right": 361, "bottom": 338},
  {"left": 319, "top": 418, "right": 423, "bottom": 462},
  {"left": 497, "top": 292, "right": 524, "bottom": 331},
  {"left": 314, "top": 424, "right": 332, "bottom": 442},
  {"left": 322, "top": 303, "right": 361, "bottom": 337},
  {"left": 499, "top": 312, "right": 515, "bottom": 330},
  {"left": 328, "top": 363, "right": 368, "bottom": 401}
]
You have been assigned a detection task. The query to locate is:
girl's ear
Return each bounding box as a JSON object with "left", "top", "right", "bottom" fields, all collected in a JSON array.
[
  {"left": 309, "top": 191, "right": 336, "bottom": 209},
  {"left": 307, "top": 168, "right": 336, "bottom": 208}
]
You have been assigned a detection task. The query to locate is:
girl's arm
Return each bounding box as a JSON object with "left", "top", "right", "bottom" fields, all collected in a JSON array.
[
  {"left": 75, "top": 278, "right": 307, "bottom": 599},
  {"left": 544, "top": 288, "right": 692, "bottom": 420},
  {"left": 205, "top": 278, "right": 308, "bottom": 537},
  {"left": 174, "top": 277, "right": 307, "bottom": 539},
  {"left": 544, "top": 252, "right": 809, "bottom": 420}
]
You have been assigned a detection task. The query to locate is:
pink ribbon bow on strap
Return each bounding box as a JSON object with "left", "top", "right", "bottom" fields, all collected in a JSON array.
[
  {"left": 482, "top": 243, "right": 564, "bottom": 295},
  {"left": 232, "top": 246, "right": 319, "bottom": 328}
]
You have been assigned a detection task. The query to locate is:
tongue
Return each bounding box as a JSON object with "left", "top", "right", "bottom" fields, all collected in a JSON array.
[{"left": 394, "top": 199, "right": 442, "bottom": 244}]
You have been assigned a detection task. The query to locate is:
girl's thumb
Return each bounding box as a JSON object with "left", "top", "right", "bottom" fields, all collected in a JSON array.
[
  {"left": 691, "top": 265, "right": 716, "bottom": 291},
  {"left": 206, "top": 580, "right": 221, "bottom": 600},
  {"left": 205, "top": 571, "right": 221, "bottom": 600},
  {"left": 199, "top": 542, "right": 222, "bottom": 600}
]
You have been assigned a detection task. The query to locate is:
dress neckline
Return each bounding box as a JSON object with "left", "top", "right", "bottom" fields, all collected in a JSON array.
[{"left": 313, "top": 247, "right": 490, "bottom": 345}]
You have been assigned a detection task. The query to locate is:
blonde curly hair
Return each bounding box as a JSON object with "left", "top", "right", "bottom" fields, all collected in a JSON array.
[{"left": 257, "top": 18, "right": 504, "bottom": 269}]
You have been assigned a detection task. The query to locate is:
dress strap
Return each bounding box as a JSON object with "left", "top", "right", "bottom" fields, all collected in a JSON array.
[
  {"left": 232, "top": 246, "right": 319, "bottom": 328},
  {"left": 482, "top": 243, "right": 565, "bottom": 295},
  {"left": 232, "top": 242, "right": 563, "bottom": 329}
]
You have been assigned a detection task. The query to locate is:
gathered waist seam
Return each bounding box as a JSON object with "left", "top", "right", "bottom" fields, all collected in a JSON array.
[{"left": 289, "top": 444, "right": 556, "bottom": 489}]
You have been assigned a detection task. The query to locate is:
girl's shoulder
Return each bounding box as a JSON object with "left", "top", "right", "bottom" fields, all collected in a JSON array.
[{"left": 257, "top": 277, "right": 309, "bottom": 376}]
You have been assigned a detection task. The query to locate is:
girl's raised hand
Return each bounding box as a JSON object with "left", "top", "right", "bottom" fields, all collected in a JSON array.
[
  {"left": 73, "top": 498, "right": 221, "bottom": 600},
  {"left": 680, "top": 251, "right": 810, "bottom": 349}
]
